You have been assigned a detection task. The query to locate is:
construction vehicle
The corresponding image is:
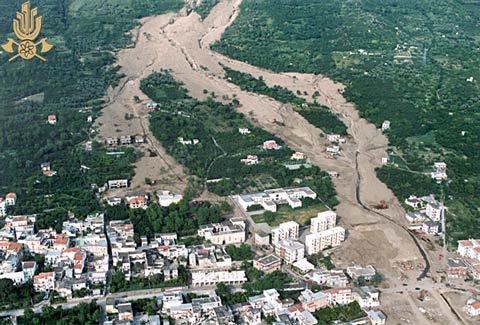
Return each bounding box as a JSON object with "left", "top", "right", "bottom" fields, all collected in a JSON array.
[{"left": 374, "top": 200, "right": 389, "bottom": 209}]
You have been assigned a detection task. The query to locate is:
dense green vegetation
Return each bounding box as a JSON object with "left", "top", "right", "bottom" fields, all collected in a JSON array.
[
  {"left": 314, "top": 301, "right": 366, "bottom": 324},
  {"left": 0, "top": 1, "right": 182, "bottom": 227},
  {"left": 19, "top": 302, "right": 101, "bottom": 325},
  {"left": 0, "top": 279, "right": 42, "bottom": 311},
  {"left": 223, "top": 67, "right": 347, "bottom": 134},
  {"left": 110, "top": 265, "right": 189, "bottom": 293},
  {"left": 106, "top": 201, "right": 229, "bottom": 240},
  {"left": 307, "top": 252, "right": 335, "bottom": 270},
  {"left": 195, "top": 0, "right": 219, "bottom": 20},
  {"left": 241, "top": 261, "right": 291, "bottom": 295},
  {"left": 213, "top": 0, "right": 480, "bottom": 242},
  {"left": 225, "top": 244, "right": 254, "bottom": 261},
  {"left": 141, "top": 71, "right": 338, "bottom": 206},
  {"left": 216, "top": 262, "right": 292, "bottom": 306}
]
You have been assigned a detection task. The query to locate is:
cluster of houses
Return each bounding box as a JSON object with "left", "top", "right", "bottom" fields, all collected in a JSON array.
[
  {"left": 0, "top": 213, "right": 108, "bottom": 297},
  {"left": 431, "top": 162, "right": 448, "bottom": 183},
  {"left": 106, "top": 190, "right": 183, "bottom": 210},
  {"left": 449, "top": 239, "right": 480, "bottom": 282},
  {"left": 103, "top": 262, "right": 384, "bottom": 325},
  {"left": 236, "top": 187, "right": 317, "bottom": 213},
  {"left": 404, "top": 194, "right": 444, "bottom": 235},
  {"left": 326, "top": 133, "right": 346, "bottom": 156},
  {"left": 105, "top": 135, "right": 145, "bottom": 146},
  {"left": 232, "top": 260, "right": 384, "bottom": 325}
]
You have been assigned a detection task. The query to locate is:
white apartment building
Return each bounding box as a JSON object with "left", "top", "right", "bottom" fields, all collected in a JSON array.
[
  {"left": 271, "top": 221, "right": 299, "bottom": 244},
  {"left": 274, "top": 239, "right": 305, "bottom": 264},
  {"left": 305, "top": 227, "right": 346, "bottom": 255},
  {"left": 191, "top": 270, "right": 247, "bottom": 287},
  {"left": 310, "top": 211, "right": 337, "bottom": 233},
  {"left": 425, "top": 201, "right": 444, "bottom": 221},
  {"left": 237, "top": 187, "right": 317, "bottom": 212}
]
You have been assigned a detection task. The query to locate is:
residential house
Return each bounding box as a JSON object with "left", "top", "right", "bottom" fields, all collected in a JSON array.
[
  {"left": 125, "top": 193, "right": 149, "bottom": 209},
  {"left": 197, "top": 219, "right": 246, "bottom": 245},
  {"left": 253, "top": 254, "right": 282, "bottom": 273},
  {"left": 447, "top": 259, "right": 468, "bottom": 278},
  {"left": 157, "top": 191, "right": 183, "bottom": 207},
  {"left": 33, "top": 272, "right": 55, "bottom": 292},
  {"left": 47, "top": 114, "right": 57, "bottom": 125},
  {"left": 367, "top": 310, "right": 387, "bottom": 325},
  {"left": 239, "top": 128, "right": 251, "bottom": 135},
  {"left": 108, "top": 179, "right": 128, "bottom": 189},
  {"left": 241, "top": 155, "right": 259, "bottom": 165},
  {"left": 291, "top": 152, "right": 305, "bottom": 160},
  {"left": 465, "top": 296, "right": 480, "bottom": 317},
  {"left": 381, "top": 120, "right": 390, "bottom": 131},
  {"left": 421, "top": 220, "right": 440, "bottom": 235},
  {"left": 263, "top": 140, "right": 281, "bottom": 150},
  {"left": 346, "top": 265, "right": 376, "bottom": 281},
  {"left": 305, "top": 269, "right": 349, "bottom": 288},
  {"left": 353, "top": 286, "right": 380, "bottom": 309},
  {"left": 298, "top": 289, "right": 329, "bottom": 312}
]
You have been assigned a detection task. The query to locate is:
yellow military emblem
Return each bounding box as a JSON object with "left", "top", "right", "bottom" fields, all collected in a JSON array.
[{"left": 1, "top": 1, "right": 53, "bottom": 62}]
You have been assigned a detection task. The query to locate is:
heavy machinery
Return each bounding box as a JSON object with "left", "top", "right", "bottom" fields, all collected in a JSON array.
[{"left": 374, "top": 200, "right": 389, "bottom": 209}]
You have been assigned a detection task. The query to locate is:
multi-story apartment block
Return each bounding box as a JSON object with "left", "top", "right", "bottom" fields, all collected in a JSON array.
[
  {"left": 271, "top": 221, "right": 299, "bottom": 244},
  {"left": 310, "top": 211, "right": 337, "bottom": 233},
  {"left": 305, "top": 226, "right": 345, "bottom": 255},
  {"left": 274, "top": 239, "right": 305, "bottom": 264},
  {"left": 425, "top": 201, "right": 444, "bottom": 221}
]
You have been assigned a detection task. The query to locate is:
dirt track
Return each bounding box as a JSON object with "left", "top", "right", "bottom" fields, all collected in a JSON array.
[{"left": 95, "top": 1, "right": 469, "bottom": 323}]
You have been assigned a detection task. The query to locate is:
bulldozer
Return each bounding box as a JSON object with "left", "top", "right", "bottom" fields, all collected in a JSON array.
[{"left": 374, "top": 200, "right": 389, "bottom": 209}]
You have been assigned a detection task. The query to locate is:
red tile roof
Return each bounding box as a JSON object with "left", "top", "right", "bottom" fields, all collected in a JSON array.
[{"left": 5, "top": 193, "right": 16, "bottom": 199}]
